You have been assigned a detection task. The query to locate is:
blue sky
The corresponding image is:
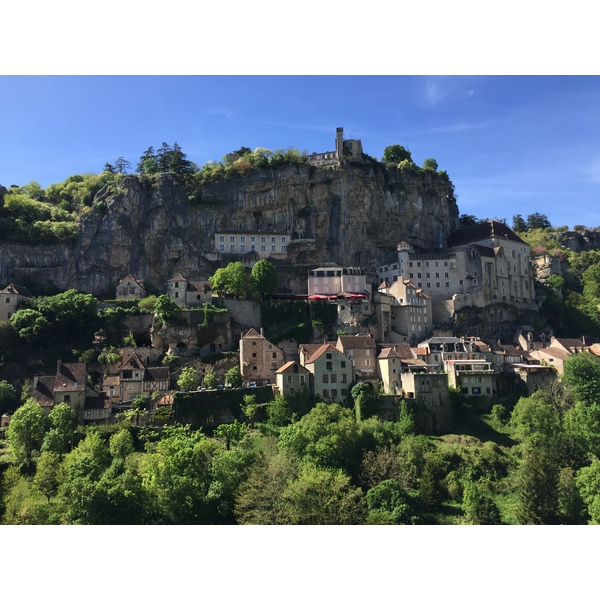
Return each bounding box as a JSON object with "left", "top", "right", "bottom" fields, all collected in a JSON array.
[{"left": 1, "top": 75, "right": 599, "bottom": 229}]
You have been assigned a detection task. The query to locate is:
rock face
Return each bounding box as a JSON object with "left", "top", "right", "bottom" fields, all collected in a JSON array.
[{"left": 0, "top": 161, "right": 460, "bottom": 293}]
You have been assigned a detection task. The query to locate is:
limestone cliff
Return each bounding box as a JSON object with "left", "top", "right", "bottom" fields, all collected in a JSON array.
[{"left": 0, "top": 161, "right": 459, "bottom": 293}]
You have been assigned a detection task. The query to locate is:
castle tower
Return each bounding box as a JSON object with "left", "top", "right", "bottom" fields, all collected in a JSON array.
[
  {"left": 335, "top": 127, "right": 344, "bottom": 160},
  {"left": 396, "top": 241, "right": 412, "bottom": 279}
]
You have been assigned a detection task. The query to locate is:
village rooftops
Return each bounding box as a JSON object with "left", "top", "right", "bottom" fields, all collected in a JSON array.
[{"left": 0, "top": 283, "right": 33, "bottom": 297}]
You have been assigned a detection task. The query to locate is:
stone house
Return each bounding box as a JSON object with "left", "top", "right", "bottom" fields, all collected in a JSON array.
[
  {"left": 445, "top": 358, "right": 495, "bottom": 397},
  {"left": 239, "top": 328, "right": 286, "bottom": 385},
  {"left": 507, "top": 363, "right": 557, "bottom": 395},
  {"left": 302, "top": 343, "right": 354, "bottom": 403},
  {"left": 401, "top": 372, "right": 453, "bottom": 433},
  {"left": 527, "top": 346, "right": 570, "bottom": 375},
  {"left": 116, "top": 274, "right": 146, "bottom": 299},
  {"left": 31, "top": 361, "right": 103, "bottom": 422},
  {"left": 308, "top": 266, "right": 369, "bottom": 297},
  {"left": 516, "top": 327, "right": 551, "bottom": 352},
  {"left": 1, "top": 413, "right": 11, "bottom": 428},
  {"left": 167, "top": 273, "right": 213, "bottom": 308},
  {"left": 376, "top": 279, "right": 433, "bottom": 344},
  {"left": 336, "top": 335, "right": 377, "bottom": 382},
  {"left": 275, "top": 361, "right": 311, "bottom": 397},
  {"left": 104, "top": 350, "right": 170, "bottom": 403},
  {"left": 377, "top": 348, "right": 403, "bottom": 394},
  {"left": 0, "top": 283, "right": 33, "bottom": 321}
]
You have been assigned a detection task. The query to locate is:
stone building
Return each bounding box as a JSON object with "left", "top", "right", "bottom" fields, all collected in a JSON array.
[
  {"left": 301, "top": 343, "right": 354, "bottom": 403},
  {"left": 239, "top": 328, "right": 286, "bottom": 385},
  {"left": 167, "top": 273, "right": 212, "bottom": 307},
  {"left": 213, "top": 232, "right": 289, "bottom": 260},
  {"left": 0, "top": 283, "right": 33, "bottom": 321},
  {"left": 376, "top": 279, "right": 433, "bottom": 344},
  {"left": 336, "top": 335, "right": 377, "bottom": 382},
  {"left": 307, "top": 127, "right": 364, "bottom": 166},
  {"left": 376, "top": 221, "right": 536, "bottom": 322},
  {"left": 116, "top": 274, "right": 146, "bottom": 299},
  {"left": 275, "top": 361, "right": 311, "bottom": 397}
]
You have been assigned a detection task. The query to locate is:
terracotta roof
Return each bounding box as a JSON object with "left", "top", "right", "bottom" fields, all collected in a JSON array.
[
  {"left": 275, "top": 361, "right": 297, "bottom": 374},
  {"left": 531, "top": 347, "right": 570, "bottom": 361},
  {"left": 337, "top": 335, "right": 376, "bottom": 350},
  {"left": 157, "top": 393, "right": 174, "bottom": 406},
  {"left": 447, "top": 220, "right": 527, "bottom": 247},
  {"left": 0, "top": 283, "right": 33, "bottom": 297},
  {"left": 305, "top": 344, "right": 341, "bottom": 365},
  {"left": 413, "top": 347, "right": 429, "bottom": 356},
  {"left": 553, "top": 338, "right": 585, "bottom": 352},
  {"left": 589, "top": 343, "right": 600, "bottom": 357},
  {"left": 168, "top": 273, "right": 188, "bottom": 282},
  {"left": 103, "top": 375, "right": 120, "bottom": 387},
  {"left": 84, "top": 394, "right": 111, "bottom": 410},
  {"left": 377, "top": 348, "right": 402, "bottom": 359}
]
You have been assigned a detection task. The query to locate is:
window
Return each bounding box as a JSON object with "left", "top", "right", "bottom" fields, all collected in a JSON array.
[
  {"left": 122, "top": 371, "right": 132, "bottom": 379},
  {"left": 322, "top": 374, "right": 329, "bottom": 383},
  {"left": 252, "top": 353, "right": 257, "bottom": 358},
  {"left": 281, "top": 236, "right": 286, "bottom": 243},
  {"left": 323, "top": 389, "right": 330, "bottom": 397},
  {"left": 341, "top": 361, "right": 346, "bottom": 368},
  {"left": 300, "top": 375, "right": 305, "bottom": 384},
  {"left": 341, "top": 373, "right": 347, "bottom": 383},
  {"left": 326, "top": 361, "right": 333, "bottom": 370},
  {"left": 230, "top": 244, "right": 235, "bottom": 251},
  {"left": 272, "top": 352, "right": 277, "bottom": 359},
  {"left": 219, "top": 244, "right": 224, "bottom": 251},
  {"left": 261, "top": 236, "right": 266, "bottom": 243},
  {"left": 472, "top": 387, "right": 481, "bottom": 395},
  {"left": 261, "top": 245, "right": 266, "bottom": 252},
  {"left": 251, "top": 245, "right": 255, "bottom": 252},
  {"left": 326, "top": 353, "right": 332, "bottom": 359},
  {"left": 219, "top": 235, "right": 224, "bottom": 242},
  {"left": 330, "top": 374, "right": 337, "bottom": 383},
  {"left": 281, "top": 245, "right": 286, "bottom": 251},
  {"left": 230, "top": 235, "right": 235, "bottom": 242},
  {"left": 271, "top": 236, "right": 276, "bottom": 243},
  {"left": 251, "top": 236, "right": 256, "bottom": 242},
  {"left": 240, "top": 236, "right": 245, "bottom": 242},
  {"left": 64, "top": 394, "right": 71, "bottom": 402},
  {"left": 271, "top": 245, "right": 276, "bottom": 251},
  {"left": 4, "top": 298, "right": 9, "bottom": 303},
  {"left": 331, "top": 388, "right": 338, "bottom": 397},
  {"left": 240, "top": 244, "right": 246, "bottom": 252}
]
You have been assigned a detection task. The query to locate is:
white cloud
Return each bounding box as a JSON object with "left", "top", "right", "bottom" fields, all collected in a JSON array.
[{"left": 207, "top": 108, "right": 232, "bottom": 118}]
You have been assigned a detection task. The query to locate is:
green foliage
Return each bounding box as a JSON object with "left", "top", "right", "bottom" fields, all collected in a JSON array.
[
  {"left": 512, "top": 214, "right": 527, "bottom": 233},
  {"left": 382, "top": 144, "right": 412, "bottom": 164},
  {"left": 576, "top": 458, "right": 600, "bottom": 523},
  {"left": 10, "top": 309, "right": 50, "bottom": 345},
  {"left": 241, "top": 394, "right": 259, "bottom": 426},
  {"left": 203, "top": 368, "right": 218, "bottom": 389},
  {"left": 461, "top": 479, "right": 502, "bottom": 524},
  {"left": 421, "top": 157, "right": 438, "bottom": 171},
  {"left": 109, "top": 428, "right": 135, "bottom": 461},
  {"left": 34, "top": 451, "right": 62, "bottom": 501},
  {"left": 267, "top": 394, "right": 292, "bottom": 427},
  {"left": 562, "top": 353, "right": 600, "bottom": 404},
  {"left": 0, "top": 380, "right": 16, "bottom": 415},
  {"left": 154, "top": 294, "right": 182, "bottom": 325},
  {"left": 214, "top": 419, "right": 247, "bottom": 450},
  {"left": 123, "top": 330, "right": 136, "bottom": 346},
  {"left": 366, "top": 478, "right": 422, "bottom": 524},
  {"left": 209, "top": 262, "right": 250, "bottom": 298},
  {"left": 225, "top": 366, "right": 243, "bottom": 388},
  {"left": 526, "top": 212, "right": 552, "bottom": 230},
  {"left": 250, "top": 259, "right": 278, "bottom": 297},
  {"left": 177, "top": 367, "right": 199, "bottom": 391},
  {"left": 138, "top": 294, "right": 158, "bottom": 312},
  {"left": 42, "top": 402, "right": 75, "bottom": 455},
  {"left": 7, "top": 398, "right": 46, "bottom": 466}
]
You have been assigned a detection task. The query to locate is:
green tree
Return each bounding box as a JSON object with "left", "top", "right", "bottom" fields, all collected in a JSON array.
[
  {"left": 154, "top": 294, "right": 182, "bottom": 325},
  {"left": 250, "top": 259, "right": 278, "bottom": 297},
  {"left": 365, "top": 478, "right": 422, "bottom": 525},
  {"left": 267, "top": 393, "right": 292, "bottom": 427},
  {"left": 177, "top": 367, "right": 199, "bottom": 391},
  {"left": 576, "top": 458, "right": 600, "bottom": 523},
  {"left": 7, "top": 398, "right": 46, "bottom": 467},
  {"left": 421, "top": 158, "right": 438, "bottom": 171},
  {"left": 241, "top": 394, "right": 259, "bottom": 427},
  {"left": 526, "top": 212, "right": 552, "bottom": 230},
  {"left": 512, "top": 214, "right": 527, "bottom": 233},
  {"left": 136, "top": 146, "right": 159, "bottom": 175},
  {"left": 42, "top": 402, "right": 75, "bottom": 454},
  {"left": 516, "top": 445, "right": 559, "bottom": 524},
  {"left": 34, "top": 450, "right": 62, "bottom": 502},
  {"left": 562, "top": 353, "right": 600, "bottom": 404},
  {"left": 10, "top": 309, "right": 50, "bottom": 345},
  {"left": 203, "top": 368, "right": 218, "bottom": 389},
  {"left": 214, "top": 419, "right": 247, "bottom": 450},
  {"left": 382, "top": 145, "right": 412, "bottom": 164},
  {"left": 225, "top": 366, "right": 243, "bottom": 388},
  {"left": 461, "top": 479, "right": 501, "bottom": 524},
  {"left": 0, "top": 379, "right": 16, "bottom": 416},
  {"left": 280, "top": 464, "right": 365, "bottom": 525},
  {"left": 209, "top": 262, "right": 250, "bottom": 298},
  {"left": 109, "top": 428, "right": 135, "bottom": 461}
]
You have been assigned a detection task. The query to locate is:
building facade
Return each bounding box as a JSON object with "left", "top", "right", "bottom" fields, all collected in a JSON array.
[{"left": 239, "top": 328, "right": 286, "bottom": 384}]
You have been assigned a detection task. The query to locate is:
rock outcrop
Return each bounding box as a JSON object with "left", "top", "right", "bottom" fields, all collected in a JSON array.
[{"left": 0, "top": 161, "right": 460, "bottom": 293}]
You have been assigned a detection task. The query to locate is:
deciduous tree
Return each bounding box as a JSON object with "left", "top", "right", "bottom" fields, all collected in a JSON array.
[{"left": 7, "top": 398, "right": 46, "bottom": 467}]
